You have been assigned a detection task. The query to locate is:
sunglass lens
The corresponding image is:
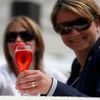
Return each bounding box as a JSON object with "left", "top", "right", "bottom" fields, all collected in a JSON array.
[
  {"left": 56, "top": 18, "right": 91, "bottom": 35},
  {"left": 7, "top": 32, "right": 17, "bottom": 42},
  {"left": 75, "top": 18, "right": 90, "bottom": 30},
  {"left": 59, "top": 27, "right": 72, "bottom": 35},
  {"left": 20, "top": 32, "right": 35, "bottom": 41},
  {"left": 56, "top": 24, "right": 72, "bottom": 35}
]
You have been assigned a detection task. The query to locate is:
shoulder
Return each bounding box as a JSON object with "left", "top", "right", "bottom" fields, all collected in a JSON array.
[
  {"left": 0, "top": 65, "right": 11, "bottom": 89},
  {"left": 0, "top": 65, "right": 19, "bottom": 95},
  {"left": 0, "top": 64, "right": 9, "bottom": 75},
  {"left": 0, "top": 64, "right": 16, "bottom": 83},
  {"left": 0, "top": 64, "right": 11, "bottom": 76}
]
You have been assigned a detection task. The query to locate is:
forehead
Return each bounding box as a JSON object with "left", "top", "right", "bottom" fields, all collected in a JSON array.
[
  {"left": 8, "top": 22, "right": 26, "bottom": 32},
  {"left": 57, "top": 8, "right": 80, "bottom": 24}
]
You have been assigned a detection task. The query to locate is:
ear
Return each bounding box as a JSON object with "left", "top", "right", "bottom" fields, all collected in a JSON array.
[
  {"left": 94, "top": 19, "right": 100, "bottom": 33},
  {"left": 94, "top": 19, "right": 99, "bottom": 27}
]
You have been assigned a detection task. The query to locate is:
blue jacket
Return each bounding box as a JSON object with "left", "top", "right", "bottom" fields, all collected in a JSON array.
[{"left": 53, "top": 38, "right": 100, "bottom": 97}]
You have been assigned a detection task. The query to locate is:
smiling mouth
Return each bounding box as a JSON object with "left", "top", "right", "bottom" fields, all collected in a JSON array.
[{"left": 70, "top": 37, "right": 86, "bottom": 44}]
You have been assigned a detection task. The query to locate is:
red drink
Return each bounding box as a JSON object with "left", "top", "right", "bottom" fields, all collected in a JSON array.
[{"left": 15, "top": 44, "right": 32, "bottom": 72}]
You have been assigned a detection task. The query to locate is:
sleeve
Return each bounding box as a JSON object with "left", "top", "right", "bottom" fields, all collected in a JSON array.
[
  {"left": 0, "top": 74, "right": 15, "bottom": 95},
  {"left": 41, "top": 78, "right": 86, "bottom": 96},
  {"left": 53, "top": 81, "right": 87, "bottom": 96},
  {"left": 47, "top": 78, "right": 57, "bottom": 96}
]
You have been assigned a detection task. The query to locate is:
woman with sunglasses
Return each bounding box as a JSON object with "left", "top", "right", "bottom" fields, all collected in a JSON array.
[
  {"left": 16, "top": 0, "right": 100, "bottom": 97},
  {"left": 50, "top": 0, "right": 100, "bottom": 96},
  {"left": 0, "top": 16, "right": 67, "bottom": 95}
]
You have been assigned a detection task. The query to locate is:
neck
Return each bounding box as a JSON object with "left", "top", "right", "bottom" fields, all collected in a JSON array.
[
  {"left": 75, "top": 50, "right": 90, "bottom": 71},
  {"left": 75, "top": 36, "right": 100, "bottom": 71}
]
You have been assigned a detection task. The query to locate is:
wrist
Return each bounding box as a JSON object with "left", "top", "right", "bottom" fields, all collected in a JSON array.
[{"left": 42, "top": 78, "right": 53, "bottom": 96}]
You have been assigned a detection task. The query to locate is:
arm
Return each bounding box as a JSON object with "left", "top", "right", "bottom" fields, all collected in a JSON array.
[
  {"left": 0, "top": 74, "right": 15, "bottom": 95},
  {"left": 53, "top": 81, "right": 87, "bottom": 96},
  {"left": 0, "top": 65, "right": 17, "bottom": 95},
  {"left": 16, "top": 69, "right": 100, "bottom": 97},
  {"left": 44, "top": 78, "right": 86, "bottom": 96}
]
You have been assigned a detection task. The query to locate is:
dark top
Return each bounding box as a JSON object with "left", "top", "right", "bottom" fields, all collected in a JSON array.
[{"left": 53, "top": 38, "right": 100, "bottom": 97}]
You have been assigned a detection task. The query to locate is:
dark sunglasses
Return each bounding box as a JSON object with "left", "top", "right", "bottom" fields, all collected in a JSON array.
[
  {"left": 7, "top": 31, "right": 35, "bottom": 43},
  {"left": 55, "top": 17, "right": 92, "bottom": 35}
]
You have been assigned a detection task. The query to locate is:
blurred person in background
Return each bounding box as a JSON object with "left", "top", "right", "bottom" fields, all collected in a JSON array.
[
  {"left": 16, "top": 0, "right": 100, "bottom": 97},
  {"left": 0, "top": 15, "right": 67, "bottom": 95}
]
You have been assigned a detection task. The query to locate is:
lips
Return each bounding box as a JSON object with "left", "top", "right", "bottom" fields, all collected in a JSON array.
[
  {"left": 72, "top": 38, "right": 83, "bottom": 43},
  {"left": 11, "top": 42, "right": 25, "bottom": 53},
  {"left": 70, "top": 37, "right": 86, "bottom": 45}
]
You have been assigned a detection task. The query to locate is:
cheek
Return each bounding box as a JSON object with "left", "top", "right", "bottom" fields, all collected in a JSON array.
[
  {"left": 8, "top": 44, "right": 14, "bottom": 58},
  {"left": 89, "top": 22, "right": 99, "bottom": 34},
  {"left": 31, "top": 45, "right": 36, "bottom": 54},
  {"left": 26, "top": 41, "right": 36, "bottom": 54},
  {"left": 86, "top": 25, "right": 98, "bottom": 39},
  {"left": 61, "top": 35, "right": 70, "bottom": 45}
]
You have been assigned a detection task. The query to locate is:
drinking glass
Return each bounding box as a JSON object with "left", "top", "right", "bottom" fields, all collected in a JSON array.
[{"left": 15, "top": 44, "right": 32, "bottom": 72}]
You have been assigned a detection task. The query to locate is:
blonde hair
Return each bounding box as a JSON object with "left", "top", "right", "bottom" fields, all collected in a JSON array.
[{"left": 51, "top": 0, "right": 100, "bottom": 30}]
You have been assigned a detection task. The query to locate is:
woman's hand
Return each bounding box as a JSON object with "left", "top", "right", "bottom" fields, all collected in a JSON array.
[{"left": 16, "top": 70, "right": 52, "bottom": 95}]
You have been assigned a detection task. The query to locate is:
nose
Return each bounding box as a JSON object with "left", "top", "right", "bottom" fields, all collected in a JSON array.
[
  {"left": 70, "top": 28, "right": 81, "bottom": 35},
  {"left": 15, "top": 36, "right": 23, "bottom": 42}
]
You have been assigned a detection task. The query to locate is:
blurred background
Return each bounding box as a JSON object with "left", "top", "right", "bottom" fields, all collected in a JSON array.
[{"left": 0, "top": 0, "right": 100, "bottom": 79}]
